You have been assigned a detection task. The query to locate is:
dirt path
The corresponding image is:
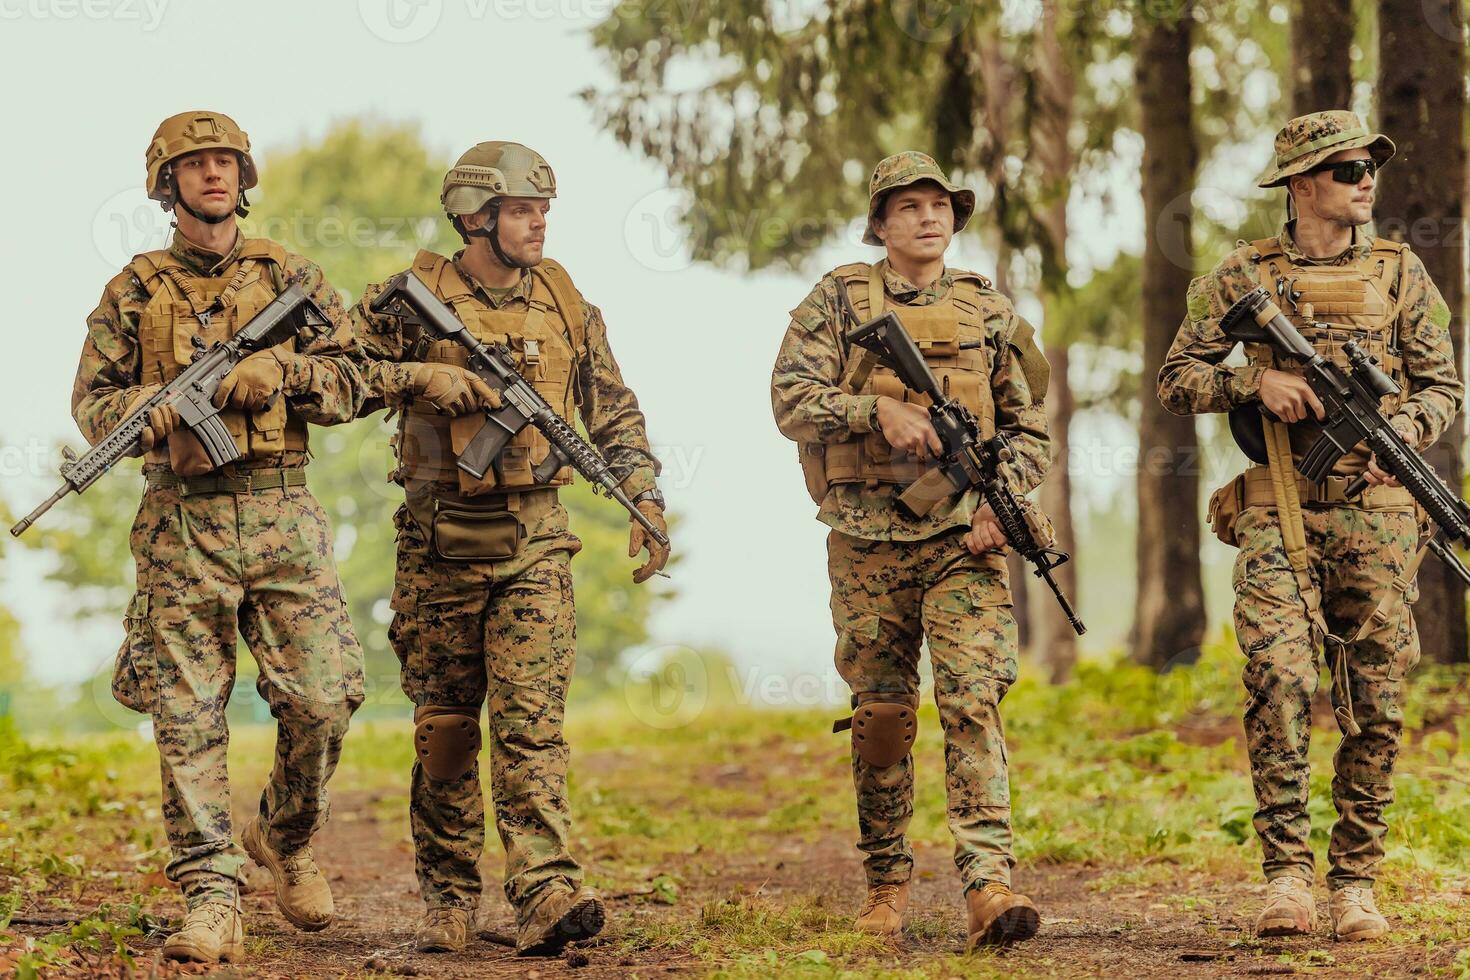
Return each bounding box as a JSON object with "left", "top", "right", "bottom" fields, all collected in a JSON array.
[{"left": 7, "top": 750, "right": 1462, "bottom": 979}]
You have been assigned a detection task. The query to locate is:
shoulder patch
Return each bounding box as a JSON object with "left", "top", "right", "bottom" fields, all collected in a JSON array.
[
  {"left": 1186, "top": 276, "right": 1212, "bottom": 322},
  {"left": 1007, "top": 317, "right": 1050, "bottom": 399},
  {"left": 1430, "top": 298, "right": 1451, "bottom": 330}
]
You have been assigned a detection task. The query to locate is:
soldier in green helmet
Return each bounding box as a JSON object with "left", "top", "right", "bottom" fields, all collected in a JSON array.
[
  {"left": 771, "top": 151, "right": 1053, "bottom": 949},
  {"left": 74, "top": 110, "right": 367, "bottom": 964},
  {"left": 349, "top": 141, "right": 668, "bottom": 956},
  {"left": 1159, "top": 110, "right": 1462, "bottom": 941}
]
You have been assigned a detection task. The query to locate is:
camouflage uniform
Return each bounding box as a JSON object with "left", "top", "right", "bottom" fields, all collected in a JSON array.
[
  {"left": 1157, "top": 110, "right": 1461, "bottom": 890},
  {"left": 351, "top": 253, "right": 659, "bottom": 925},
  {"left": 75, "top": 232, "right": 366, "bottom": 908},
  {"left": 772, "top": 206, "right": 1051, "bottom": 893}
]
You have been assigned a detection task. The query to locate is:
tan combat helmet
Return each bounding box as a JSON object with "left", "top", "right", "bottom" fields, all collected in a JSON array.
[
  {"left": 863, "top": 150, "right": 975, "bottom": 246},
  {"left": 1257, "top": 109, "right": 1395, "bottom": 188},
  {"left": 145, "top": 110, "right": 258, "bottom": 214},
  {"left": 443, "top": 141, "right": 556, "bottom": 266}
]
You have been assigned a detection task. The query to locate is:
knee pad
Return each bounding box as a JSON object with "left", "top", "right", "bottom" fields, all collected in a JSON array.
[
  {"left": 414, "top": 704, "right": 482, "bottom": 782},
  {"left": 833, "top": 692, "right": 918, "bottom": 768}
]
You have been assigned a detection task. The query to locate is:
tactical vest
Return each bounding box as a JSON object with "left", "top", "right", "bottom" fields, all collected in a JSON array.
[
  {"left": 1244, "top": 235, "right": 1411, "bottom": 470},
  {"left": 800, "top": 263, "right": 997, "bottom": 500},
  {"left": 130, "top": 239, "right": 305, "bottom": 466},
  {"left": 397, "top": 251, "right": 586, "bottom": 496}
]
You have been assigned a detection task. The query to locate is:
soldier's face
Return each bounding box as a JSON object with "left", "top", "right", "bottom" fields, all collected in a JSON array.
[
  {"left": 1293, "top": 147, "right": 1375, "bottom": 227},
  {"left": 876, "top": 184, "right": 954, "bottom": 262},
  {"left": 493, "top": 197, "right": 549, "bottom": 266},
  {"left": 172, "top": 149, "right": 240, "bottom": 220}
]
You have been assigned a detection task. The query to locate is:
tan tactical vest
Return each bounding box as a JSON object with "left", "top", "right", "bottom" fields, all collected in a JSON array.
[
  {"left": 1243, "top": 235, "right": 1411, "bottom": 471},
  {"left": 130, "top": 239, "right": 305, "bottom": 465},
  {"left": 799, "top": 263, "right": 997, "bottom": 502},
  {"left": 397, "top": 251, "right": 586, "bottom": 496}
]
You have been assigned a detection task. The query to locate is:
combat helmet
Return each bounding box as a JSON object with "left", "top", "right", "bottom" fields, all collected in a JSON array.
[
  {"left": 145, "top": 110, "right": 257, "bottom": 220},
  {"left": 863, "top": 151, "right": 975, "bottom": 246}
]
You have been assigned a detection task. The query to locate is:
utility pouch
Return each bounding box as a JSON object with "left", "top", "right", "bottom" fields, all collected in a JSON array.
[
  {"left": 1207, "top": 474, "right": 1246, "bottom": 547},
  {"left": 431, "top": 501, "right": 524, "bottom": 562}
]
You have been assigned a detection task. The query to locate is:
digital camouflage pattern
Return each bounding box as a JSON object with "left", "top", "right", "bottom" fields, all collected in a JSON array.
[
  {"left": 351, "top": 253, "right": 658, "bottom": 922},
  {"left": 1257, "top": 110, "right": 1395, "bottom": 188},
  {"left": 1232, "top": 505, "right": 1419, "bottom": 888},
  {"left": 1157, "top": 223, "right": 1460, "bottom": 458},
  {"left": 74, "top": 231, "right": 366, "bottom": 909},
  {"left": 862, "top": 151, "right": 975, "bottom": 245},
  {"left": 772, "top": 261, "right": 1050, "bottom": 541},
  {"left": 829, "top": 528, "right": 1018, "bottom": 890}
]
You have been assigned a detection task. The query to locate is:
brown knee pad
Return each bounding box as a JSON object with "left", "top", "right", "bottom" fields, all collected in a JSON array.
[
  {"left": 833, "top": 692, "right": 918, "bottom": 768},
  {"left": 414, "top": 704, "right": 482, "bottom": 782}
]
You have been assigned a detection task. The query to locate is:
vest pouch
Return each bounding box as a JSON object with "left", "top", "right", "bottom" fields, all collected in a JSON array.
[
  {"left": 431, "top": 501, "right": 524, "bottom": 562},
  {"left": 247, "top": 393, "right": 288, "bottom": 455},
  {"left": 864, "top": 371, "right": 908, "bottom": 464},
  {"left": 1207, "top": 474, "right": 1246, "bottom": 547},
  {"left": 799, "top": 442, "right": 829, "bottom": 505},
  {"left": 893, "top": 304, "right": 960, "bottom": 357},
  {"left": 448, "top": 412, "right": 501, "bottom": 497},
  {"left": 168, "top": 428, "right": 216, "bottom": 477}
]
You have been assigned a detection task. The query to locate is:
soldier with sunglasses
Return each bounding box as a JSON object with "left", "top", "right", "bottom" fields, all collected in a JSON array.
[{"left": 1158, "top": 110, "right": 1462, "bottom": 941}]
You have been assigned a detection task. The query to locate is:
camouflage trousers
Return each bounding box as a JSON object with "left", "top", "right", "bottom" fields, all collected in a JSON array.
[
  {"left": 828, "top": 527, "right": 1018, "bottom": 891},
  {"left": 1232, "top": 504, "right": 1420, "bottom": 890},
  {"left": 114, "top": 477, "right": 364, "bottom": 908},
  {"left": 388, "top": 490, "right": 583, "bottom": 923}
]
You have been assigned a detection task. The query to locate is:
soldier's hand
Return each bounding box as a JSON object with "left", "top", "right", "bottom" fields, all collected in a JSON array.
[
  {"left": 412, "top": 364, "right": 500, "bottom": 416},
  {"left": 1259, "top": 368, "right": 1325, "bottom": 424},
  {"left": 628, "top": 501, "right": 669, "bottom": 584},
  {"left": 875, "top": 396, "right": 943, "bottom": 459},
  {"left": 124, "top": 385, "right": 179, "bottom": 451},
  {"left": 214, "top": 350, "right": 285, "bottom": 412},
  {"left": 964, "top": 503, "right": 1009, "bottom": 555},
  {"left": 1363, "top": 454, "right": 1401, "bottom": 487}
]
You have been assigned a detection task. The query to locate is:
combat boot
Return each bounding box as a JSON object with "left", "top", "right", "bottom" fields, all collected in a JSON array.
[
  {"left": 965, "top": 882, "right": 1040, "bottom": 949},
  {"left": 415, "top": 906, "right": 470, "bottom": 953},
  {"left": 241, "top": 815, "right": 334, "bottom": 931},
  {"left": 162, "top": 901, "right": 244, "bottom": 964},
  {"left": 1255, "top": 875, "right": 1317, "bottom": 937},
  {"left": 1329, "top": 885, "right": 1388, "bottom": 942},
  {"left": 516, "top": 885, "right": 606, "bottom": 957},
  {"left": 854, "top": 882, "right": 909, "bottom": 936}
]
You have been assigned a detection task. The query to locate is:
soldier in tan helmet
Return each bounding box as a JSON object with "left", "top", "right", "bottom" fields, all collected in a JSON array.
[
  {"left": 771, "top": 151, "right": 1053, "bottom": 948},
  {"left": 350, "top": 141, "right": 668, "bottom": 956},
  {"left": 73, "top": 111, "right": 367, "bottom": 963},
  {"left": 1159, "top": 110, "right": 1462, "bottom": 941}
]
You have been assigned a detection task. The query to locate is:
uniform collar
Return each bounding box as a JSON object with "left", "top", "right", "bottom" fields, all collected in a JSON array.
[
  {"left": 169, "top": 228, "right": 244, "bottom": 276},
  {"left": 452, "top": 250, "right": 530, "bottom": 309},
  {"left": 877, "top": 258, "right": 952, "bottom": 304},
  {"left": 1278, "top": 220, "right": 1371, "bottom": 265}
]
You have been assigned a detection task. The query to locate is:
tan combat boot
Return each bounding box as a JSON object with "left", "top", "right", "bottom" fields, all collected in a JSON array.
[
  {"left": 162, "top": 901, "right": 244, "bottom": 963},
  {"left": 415, "top": 906, "right": 470, "bottom": 953},
  {"left": 516, "top": 886, "right": 606, "bottom": 957},
  {"left": 965, "top": 882, "right": 1040, "bottom": 949},
  {"left": 1255, "top": 875, "right": 1317, "bottom": 937},
  {"left": 241, "top": 815, "right": 334, "bottom": 931},
  {"left": 1329, "top": 885, "right": 1389, "bottom": 942},
  {"left": 854, "top": 882, "right": 909, "bottom": 936}
]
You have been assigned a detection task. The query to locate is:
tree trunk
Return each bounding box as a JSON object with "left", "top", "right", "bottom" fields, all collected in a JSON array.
[
  {"left": 1290, "top": 0, "right": 1355, "bottom": 114},
  {"left": 1134, "top": 6, "right": 1206, "bottom": 670},
  {"left": 1377, "top": 0, "right": 1467, "bottom": 663},
  {"left": 1032, "top": 0, "right": 1079, "bottom": 682}
]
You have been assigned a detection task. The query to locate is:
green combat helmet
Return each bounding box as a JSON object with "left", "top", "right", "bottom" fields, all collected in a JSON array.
[
  {"left": 1258, "top": 109, "right": 1395, "bottom": 188},
  {"left": 863, "top": 151, "right": 976, "bottom": 246},
  {"left": 145, "top": 110, "right": 258, "bottom": 221},
  {"left": 442, "top": 141, "right": 557, "bottom": 267}
]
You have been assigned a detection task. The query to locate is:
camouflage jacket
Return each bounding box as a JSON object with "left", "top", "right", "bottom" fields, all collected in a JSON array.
[
  {"left": 772, "top": 261, "right": 1051, "bottom": 542},
  {"left": 1157, "top": 222, "right": 1461, "bottom": 455},
  {"left": 71, "top": 231, "right": 364, "bottom": 469},
  {"left": 350, "top": 253, "right": 660, "bottom": 500}
]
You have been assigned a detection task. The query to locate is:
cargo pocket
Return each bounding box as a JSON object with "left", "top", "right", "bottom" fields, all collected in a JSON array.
[{"left": 111, "top": 592, "right": 158, "bottom": 715}]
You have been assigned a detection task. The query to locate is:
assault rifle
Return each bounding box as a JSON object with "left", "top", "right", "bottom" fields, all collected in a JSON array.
[
  {"left": 369, "top": 270, "right": 669, "bottom": 549},
  {"left": 1221, "top": 286, "right": 1470, "bottom": 586},
  {"left": 11, "top": 285, "right": 325, "bottom": 537},
  {"left": 835, "top": 281, "right": 1084, "bottom": 634}
]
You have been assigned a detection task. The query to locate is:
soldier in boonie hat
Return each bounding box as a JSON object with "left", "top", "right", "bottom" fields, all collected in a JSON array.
[
  {"left": 1258, "top": 109, "right": 1395, "bottom": 188},
  {"left": 862, "top": 150, "right": 976, "bottom": 245}
]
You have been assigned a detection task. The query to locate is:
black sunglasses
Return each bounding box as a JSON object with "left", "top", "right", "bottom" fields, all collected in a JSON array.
[{"left": 1305, "top": 158, "right": 1379, "bottom": 183}]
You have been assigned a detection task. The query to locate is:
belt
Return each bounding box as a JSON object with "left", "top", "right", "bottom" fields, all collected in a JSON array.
[
  {"left": 146, "top": 467, "right": 307, "bottom": 496},
  {"left": 1242, "top": 466, "right": 1415, "bottom": 511}
]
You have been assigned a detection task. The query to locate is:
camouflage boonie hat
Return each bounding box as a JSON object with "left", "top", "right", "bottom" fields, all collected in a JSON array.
[
  {"left": 1257, "top": 110, "right": 1395, "bottom": 188},
  {"left": 863, "top": 151, "right": 976, "bottom": 246}
]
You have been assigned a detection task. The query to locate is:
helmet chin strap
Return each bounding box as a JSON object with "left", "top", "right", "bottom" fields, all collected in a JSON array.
[{"left": 462, "top": 203, "right": 536, "bottom": 270}]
